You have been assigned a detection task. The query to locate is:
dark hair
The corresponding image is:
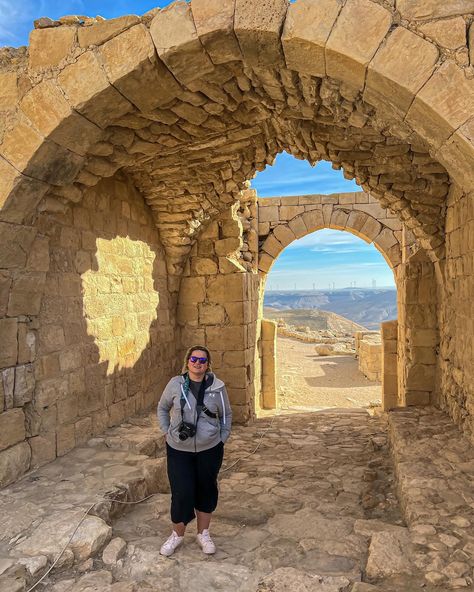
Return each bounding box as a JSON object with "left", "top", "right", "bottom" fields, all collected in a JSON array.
[{"left": 182, "top": 345, "right": 212, "bottom": 373}]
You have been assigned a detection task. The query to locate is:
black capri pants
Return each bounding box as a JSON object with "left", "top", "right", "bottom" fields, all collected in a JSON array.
[{"left": 166, "top": 442, "right": 224, "bottom": 525}]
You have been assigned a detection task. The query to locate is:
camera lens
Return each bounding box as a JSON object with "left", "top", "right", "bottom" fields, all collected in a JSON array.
[{"left": 178, "top": 432, "right": 188, "bottom": 441}]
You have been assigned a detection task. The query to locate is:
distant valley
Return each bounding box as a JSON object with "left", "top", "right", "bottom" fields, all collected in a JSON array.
[{"left": 263, "top": 288, "right": 397, "bottom": 330}]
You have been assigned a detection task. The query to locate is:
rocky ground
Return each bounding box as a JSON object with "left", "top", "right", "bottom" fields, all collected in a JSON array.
[
  {"left": 275, "top": 337, "right": 381, "bottom": 410},
  {"left": 1, "top": 406, "right": 473, "bottom": 591}
]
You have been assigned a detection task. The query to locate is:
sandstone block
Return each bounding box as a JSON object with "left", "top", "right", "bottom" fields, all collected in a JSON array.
[
  {"left": 206, "top": 325, "right": 246, "bottom": 350},
  {"left": 0, "top": 408, "right": 26, "bottom": 451},
  {"left": 366, "top": 530, "right": 413, "bottom": 579},
  {"left": 419, "top": 17, "right": 466, "bottom": 50},
  {"left": 0, "top": 72, "right": 18, "bottom": 110},
  {"left": 280, "top": 205, "right": 304, "bottom": 221},
  {"left": 150, "top": 2, "right": 215, "bottom": 85},
  {"left": 258, "top": 252, "right": 274, "bottom": 274},
  {"left": 406, "top": 61, "right": 474, "bottom": 149},
  {"left": 301, "top": 209, "right": 324, "bottom": 231},
  {"left": 8, "top": 272, "right": 46, "bottom": 316},
  {"left": 0, "top": 441, "right": 31, "bottom": 488},
  {"left": 207, "top": 274, "right": 246, "bottom": 303},
  {"left": 29, "top": 434, "right": 56, "bottom": 469},
  {"left": 57, "top": 424, "right": 75, "bottom": 456},
  {"left": 192, "top": 258, "right": 218, "bottom": 276},
  {"left": 100, "top": 24, "right": 180, "bottom": 112},
  {"left": 360, "top": 216, "right": 382, "bottom": 242},
  {"left": 234, "top": 0, "right": 288, "bottom": 66},
  {"left": 262, "top": 234, "right": 283, "bottom": 259},
  {"left": 59, "top": 51, "right": 133, "bottom": 128},
  {"left": 102, "top": 537, "right": 127, "bottom": 565},
  {"left": 219, "top": 367, "right": 248, "bottom": 389},
  {"left": 0, "top": 318, "right": 18, "bottom": 368},
  {"left": 0, "top": 119, "right": 44, "bottom": 172},
  {"left": 29, "top": 26, "right": 75, "bottom": 69},
  {"left": 14, "top": 364, "right": 35, "bottom": 407},
  {"left": 78, "top": 15, "right": 140, "bottom": 47},
  {"left": 288, "top": 215, "right": 307, "bottom": 239},
  {"left": 406, "top": 363, "right": 436, "bottom": 391},
  {"left": 192, "top": 0, "right": 242, "bottom": 63},
  {"left": 215, "top": 237, "right": 243, "bottom": 257},
  {"left": 282, "top": 0, "right": 341, "bottom": 77},
  {"left": 259, "top": 205, "right": 279, "bottom": 223},
  {"left": 273, "top": 225, "right": 296, "bottom": 248},
  {"left": 330, "top": 208, "right": 349, "bottom": 229},
  {"left": 326, "top": 0, "right": 392, "bottom": 90},
  {"left": 227, "top": 388, "right": 249, "bottom": 406},
  {"left": 199, "top": 303, "right": 226, "bottom": 325},
  {"left": 396, "top": 0, "right": 474, "bottom": 20},
  {"left": 366, "top": 26, "right": 439, "bottom": 117},
  {"left": 179, "top": 276, "right": 206, "bottom": 304},
  {"left": 20, "top": 80, "right": 103, "bottom": 156}
]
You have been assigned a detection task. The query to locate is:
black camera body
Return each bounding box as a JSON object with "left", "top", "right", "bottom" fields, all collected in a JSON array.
[{"left": 178, "top": 421, "right": 196, "bottom": 441}]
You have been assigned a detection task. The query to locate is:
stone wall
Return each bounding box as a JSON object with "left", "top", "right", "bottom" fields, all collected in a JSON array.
[
  {"left": 357, "top": 333, "right": 382, "bottom": 382},
  {"left": 0, "top": 173, "right": 174, "bottom": 487},
  {"left": 381, "top": 320, "right": 398, "bottom": 411},
  {"left": 440, "top": 185, "right": 474, "bottom": 440},
  {"left": 260, "top": 319, "right": 278, "bottom": 409}
]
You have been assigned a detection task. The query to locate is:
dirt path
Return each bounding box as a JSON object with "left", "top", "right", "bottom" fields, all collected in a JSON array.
[{"left": 276, "top": 337, "right": 381, "bottom": 410}]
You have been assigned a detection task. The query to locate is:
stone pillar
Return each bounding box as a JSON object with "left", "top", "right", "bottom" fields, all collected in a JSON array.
[
  {"left": 381, "top": 320, "right": 398, "bottom": 411},
  {"left": 397, "top": 250, "right": 439, "bottom": 406},
  {"left": 261, "top": 319, "right": 277, "bottom": 409}
]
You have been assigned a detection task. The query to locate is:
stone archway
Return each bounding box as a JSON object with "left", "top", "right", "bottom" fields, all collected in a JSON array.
[{"left": 1, "top": 0, "right": 474, "bottom": 486}]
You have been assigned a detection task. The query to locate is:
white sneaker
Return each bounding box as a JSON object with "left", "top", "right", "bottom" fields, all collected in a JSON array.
[
  {"left": 197, "top": 529, "right": 216, "bottom": 554},
  {"left": 160, "top": 531, "right": 183, "bottom": 556}
]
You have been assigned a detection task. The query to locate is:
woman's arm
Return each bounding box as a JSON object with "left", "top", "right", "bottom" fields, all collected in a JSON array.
[
  {"left": 219, "top": 385, "right": 233, "bottom": 443},
  {"left": 157, "top": 378, "right": 175, "bottom": 435}
]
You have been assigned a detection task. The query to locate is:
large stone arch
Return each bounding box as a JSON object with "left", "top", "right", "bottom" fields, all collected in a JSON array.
[
  {"left": 1, "top": 0, "right": 474, "bottom": 486},
  {"left": 257, "top": 192, "right": 404, "bottom": 275}
]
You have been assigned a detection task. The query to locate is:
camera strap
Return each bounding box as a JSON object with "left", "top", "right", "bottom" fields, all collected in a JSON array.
[{"left": 180, "top": 374, "right": 217, "bottom": 424}]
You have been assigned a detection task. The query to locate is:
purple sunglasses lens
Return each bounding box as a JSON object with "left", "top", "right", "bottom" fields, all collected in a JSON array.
[{"left": 189, "top": 356, "right": 208, "bottom": 363}]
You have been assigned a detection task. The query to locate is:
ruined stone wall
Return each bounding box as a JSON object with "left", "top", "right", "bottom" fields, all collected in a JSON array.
[
  {"left": 440, "top": 186, "right": 474, "bottom": 441},
  {"left": 0, "top": 173, "right": 174, "bottom": 487},
  {"left": 357, "top": 334, "right": 382, "bottom": 382}
]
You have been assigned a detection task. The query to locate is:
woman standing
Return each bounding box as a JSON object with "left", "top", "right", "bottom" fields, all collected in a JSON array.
[{"left": 157, "top": 345, "right": 232, "bottom": 557}]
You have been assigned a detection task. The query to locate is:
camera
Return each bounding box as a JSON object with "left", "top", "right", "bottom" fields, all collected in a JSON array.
[{"left": 178, "top": 421, "right": 196, "bottom": 441}]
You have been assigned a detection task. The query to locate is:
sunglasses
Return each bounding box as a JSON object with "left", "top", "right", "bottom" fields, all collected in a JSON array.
[{"left": 189, "top": 356, "right": 208, "bottom": 364}]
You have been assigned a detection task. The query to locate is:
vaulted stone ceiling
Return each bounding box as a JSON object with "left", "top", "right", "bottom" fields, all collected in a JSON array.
[{"left": 2, "top": 0, "right": 471, "bottom": 274}]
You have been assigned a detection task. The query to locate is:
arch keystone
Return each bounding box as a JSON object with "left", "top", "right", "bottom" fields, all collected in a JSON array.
[
  {"left": 365, "top": 26, "right": 439, "bottom": 118},
  {"left": 234, "top": 0, "right": 289, "bottom": 67},
  {"left": 150, "top": 2, "right": 215, "bottom": 85},
  {"left": 326, "top": 0, "right": 392, "bottom": 91},
  {"left": 191, "top": 0, "right": 242, "bottom": 64},
  {"left": 99, "top": 24, "right": 180, "bottom": 112},
  {"left": 282, "top": 0, "right": 341, "bottom": 78}
]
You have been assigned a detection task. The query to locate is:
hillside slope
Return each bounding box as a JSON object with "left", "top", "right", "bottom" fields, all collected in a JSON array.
[{"left": 264, "top": 307, "right": 366, "bottom": 335}]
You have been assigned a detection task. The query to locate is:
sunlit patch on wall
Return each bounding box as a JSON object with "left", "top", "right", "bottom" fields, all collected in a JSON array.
[{"left": 82, "top": 237, "right": 159, "bottom": 374}]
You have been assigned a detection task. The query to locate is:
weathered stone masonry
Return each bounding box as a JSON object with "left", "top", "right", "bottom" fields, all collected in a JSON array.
[{"left": 1, "top": 0, "right": 474, "bottom": 486}]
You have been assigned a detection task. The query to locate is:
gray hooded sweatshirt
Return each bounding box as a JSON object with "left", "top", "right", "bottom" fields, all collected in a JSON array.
[{"left": 157, "top": 373, "right": 232, "bottom": 452}]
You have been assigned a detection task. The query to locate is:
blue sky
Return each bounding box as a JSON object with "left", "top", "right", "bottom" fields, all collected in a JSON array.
[
  {"left": 1, "top": 2, "right": 395, "bottom": 291},
  {"left": 252, "top": 154, "right": 395, "bottom": 290}
]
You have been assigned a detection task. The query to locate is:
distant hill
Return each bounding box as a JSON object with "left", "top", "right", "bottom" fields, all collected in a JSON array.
[
  {"left": 263, "top": 307, "right": 366, "bottom": 334},
  {"left": 264, "top": 288, "right": 397, "bottom": 330}
]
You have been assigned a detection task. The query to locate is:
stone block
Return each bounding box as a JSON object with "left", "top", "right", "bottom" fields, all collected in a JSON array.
[
  {"left": 150, "top": 2, "right": 215, "bottom": 85},
  {"left": 234, "top": 0, "right": 288, "bottom": 66},
  {"left": 419, "top": 17, "right": 466, "bottom": 50},
  {"left": 192, "top": 0, "right": 242, "bottom": 64},
  {"left": 215, "top": 237, "right": 242, "bottom": 257},
  {"left": 280, "top": 205, "right": 304, "bottom": 221},
  {"left": 219, "top": 367, "right": 248, "bottom": 389},
  {"left": 20, "top": 80, "right": 103, "bottom": 156},
  {"left": 0, "top": 408, "right": 26, "bottom": 452},
  {"left": 29, "top": 26, "right": 75, "bottom": 69},
  {"left": 259, "top": 205, "right": 279, "bottom": 223},
  {"left": 406, "top": 363, "right": 436, "bottom": 391},
  {"left": 179, "top": 276, "right": 206, "bottom": 305},
  {"left": 58, "top": 51, "right": 133, "bottom": 128},
  {"left": 288, "top": 215, "right": 307, "bottom": 239},
  {"left": 0, "top": 72, "right": 18, "bottom": 110},
  {"left": 326, "top": 0, "right": 391, "bottom": 90},
  {"left": 29, "top": 434, "right": 56, "bottom": 469},
  {"left": 7, "top": 272, "right": 46, "bottom": 316},
  {"left": 406, "top": 61, "right": 474, "bottom": 149},
  {"left": 191, "top": 258, "right": 219, "bottom": 276},
  {"left": 0, "top": 441, "right": 31, "bottom": 488},
  {"left": 56, "top": 424, "right": 75, "bottom": 457},
  {"left": 100, "top": 24, "right": 180, "bottom": 111},
  {"left": 262, "top": 234, "right": 283, "bottom": 258},
  {"left": 258, "top": 252, "right": 274, "bottom": 274},
  {"left": 282, "top": 0, "right": 341, "bottom": 77},
  {"left": 330, "top": 208, "right": 349, "bottom": 229},
  {"left": 396, "top": 0, "right": 474, "bottom": 20},
  {"left": 78, "top": 15, "right": 140, "bottom": 47},
  {"left": 360, "top": 216, "right": 382, "bottom": 242},
  {"left": 14, "top": 364, "right": 35, "bottom": 407},
  {"left": 0, "top": 318, "right": 18, "bottom": 369},
  {"left": 366, "top": 27, "right": 438, "bottom": 118},
  {"left": 207, "top": 274, "right": 246, "bottom": 303},
  {"left": 273, "top": 224, "right": 296, "bottom": 248},
  {"left": 206, "top": 325, "right": 246, "bottom": 350},
  {"left": 301, "top": 209, "right": 324, "bottom": 231},
  {"left": 405, "top": 390, "right": 430, "bottom": 406},
  {"left": 227, "top": 388, "right": 249, "bottom": 406},
  {"left": 199, "top": 303, "right": 226, "bottom": 325},
  {"left": 1, "top": 368, "right": 14, "bottom": 409}
]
